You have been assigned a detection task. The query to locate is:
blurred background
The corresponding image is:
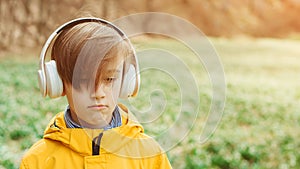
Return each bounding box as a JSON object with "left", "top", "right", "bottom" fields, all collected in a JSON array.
[
  {"left": 1, "top": 0, "right": 300, "bottom": 169},
  {"left": 1, "top": 0, "right": 300, "bottom": 54}
]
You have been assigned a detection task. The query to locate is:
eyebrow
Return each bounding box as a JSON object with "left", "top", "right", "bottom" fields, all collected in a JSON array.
[
  {"left": 106, "top": 69, "right": 121, "bottom": 73},
  {"left": 104, "top": 69, "right": 121, "bottom": 75}
]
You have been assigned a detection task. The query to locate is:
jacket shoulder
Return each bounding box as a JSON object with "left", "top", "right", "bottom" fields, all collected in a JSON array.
[{"left": 21, "top": 138, "right": 59, "bottom": 168}]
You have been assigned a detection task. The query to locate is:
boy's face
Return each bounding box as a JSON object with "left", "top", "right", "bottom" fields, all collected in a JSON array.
[{"left": 64, "top": 56, "right": 124, "bottom": 128}]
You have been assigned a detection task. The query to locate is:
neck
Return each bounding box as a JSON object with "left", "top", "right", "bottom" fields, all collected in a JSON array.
[{"left": 69, "top": 109, "right": 113, "bottom": 129}]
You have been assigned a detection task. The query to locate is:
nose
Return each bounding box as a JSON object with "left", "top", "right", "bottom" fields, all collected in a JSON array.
[{"left": 91, "top": 83, "right": 106, "bottom": 99}]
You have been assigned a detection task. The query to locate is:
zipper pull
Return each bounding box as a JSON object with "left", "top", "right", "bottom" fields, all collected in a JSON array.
[{"left": 92, "top": 132, "right": 103, "bottom": 155}]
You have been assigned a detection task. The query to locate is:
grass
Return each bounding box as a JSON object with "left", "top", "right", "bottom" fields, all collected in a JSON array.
[{"left": 0, "top": 37, "right": 300, "bottom": 169}]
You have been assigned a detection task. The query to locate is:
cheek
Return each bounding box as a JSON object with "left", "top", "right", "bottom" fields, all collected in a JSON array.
[
  {"left": 72, "top": 90, "right": 89, "bottom": 105},
  {"left": 112, "top": 78, "right": 122, "bottom": 98}
]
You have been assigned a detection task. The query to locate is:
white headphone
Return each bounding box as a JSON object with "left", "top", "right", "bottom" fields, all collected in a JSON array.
[{"left": 38, "top": 17, "right": 140, "bottom": 99}]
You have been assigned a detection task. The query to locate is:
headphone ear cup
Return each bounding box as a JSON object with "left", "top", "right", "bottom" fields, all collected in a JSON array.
[
  {"left": 38, "top": 69, "right": 46, "bottom": 97},
  {"left": 119, "top": 64, "right": 137, "bottom": 98},
  {"left": 45, "top": 60, "right": 63, "bottom": 98}
]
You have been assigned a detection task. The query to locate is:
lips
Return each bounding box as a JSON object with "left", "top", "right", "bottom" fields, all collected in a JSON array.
[{"left": 88, "top": 104, "right": 108, "bottom": 110}]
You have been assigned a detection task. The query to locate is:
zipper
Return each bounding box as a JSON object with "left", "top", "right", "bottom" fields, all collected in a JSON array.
[{"left": 92, "top": 132, "right": 103, "bottom": 155}]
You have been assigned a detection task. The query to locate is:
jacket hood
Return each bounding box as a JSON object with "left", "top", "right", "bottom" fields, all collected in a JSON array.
[{"left": 43, "top": 103, "right": 162, "bottom": 158}]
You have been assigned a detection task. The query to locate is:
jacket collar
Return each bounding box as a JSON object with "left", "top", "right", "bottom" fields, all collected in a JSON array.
[{"left": 43, "top": 103, "right": 145, "bottom": 156}]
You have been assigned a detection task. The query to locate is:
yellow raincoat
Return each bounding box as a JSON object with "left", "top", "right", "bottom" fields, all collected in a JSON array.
[{"left": 20, "top": 104, "right": 172, "bottom": 169}]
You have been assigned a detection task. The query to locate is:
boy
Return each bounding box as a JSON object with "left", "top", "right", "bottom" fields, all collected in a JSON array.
[{"left": 20, "top": 17, "right": 172, "bottom": 169}]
